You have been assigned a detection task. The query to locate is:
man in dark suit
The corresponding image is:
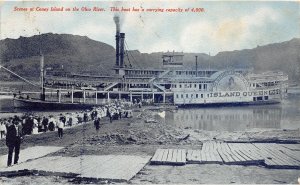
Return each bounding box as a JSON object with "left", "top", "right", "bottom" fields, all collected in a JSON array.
[{"left": 6, "top": 116, "right": 23, "bottom": 167}]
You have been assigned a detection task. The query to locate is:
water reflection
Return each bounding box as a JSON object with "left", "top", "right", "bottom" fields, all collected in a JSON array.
[
  {"left": 164, "top": 106, "right": 283, "bottom": 131},
  {"left": 163, "top": 95, "right": 300, "bottom": 131}
]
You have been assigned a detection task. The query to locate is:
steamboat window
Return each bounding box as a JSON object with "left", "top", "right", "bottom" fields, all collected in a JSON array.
[
  {"left": 191, "top": 94, "right": 193, "bottom": 98},
  {"left": 199, "top": 84, "right": 202, "bottom": 89},
  {"left": 257, "top": 96, "right": 263, "bottom": 101},
  {"left": 201, "top": 94, "right": 203, "bottom": 98},
  {"left": 196, "top": 94, "right": 198, "bottom": 98},
  {"left": 194, "top": 84, "right": 197, "bottom": 88},
  {"left": 264, "top": 96, "right": 268, "bottom": 100},
  {"left": 181, "top": 94, "right": 183, "bottom": 98},
  {"left": 186, "top": 94, "right": 188, "bottom": 98},
  {"left": 176, "top": 94, "right": 179, "bottom": 99},
  {"left": 179, "top": 84, "right": 182, "bottom": 88},
  {"left": 204, "top": 84, "right": 207, "bottom": 90}
]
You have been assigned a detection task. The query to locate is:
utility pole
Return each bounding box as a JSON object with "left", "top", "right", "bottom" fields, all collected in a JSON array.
[{"left": 39, "top": 32, "right": 45, "bottom": 101}]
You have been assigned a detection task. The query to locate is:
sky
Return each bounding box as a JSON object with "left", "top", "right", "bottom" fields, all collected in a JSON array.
[{"left": 0, "top": 1, "right": 299, "bottom": 55}]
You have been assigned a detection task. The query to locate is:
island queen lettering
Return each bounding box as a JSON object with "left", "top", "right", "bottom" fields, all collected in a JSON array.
[{"left": 208, "top": 90, "right": 280, "bottom": 98}]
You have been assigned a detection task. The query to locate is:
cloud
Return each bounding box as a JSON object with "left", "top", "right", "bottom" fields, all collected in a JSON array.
[
  {"left": 69, "top": 20, "right": 114, "bottom": 45},
  {"left": 1, "top": 1, "right": 298, "bottom": 55},
  {"left": 0, "top": 2, "right": 76, "bottom": 38},
  {"left": 179, "top": 7, "right": 283, "bottom": 54},
  {"left": 242, "top": 7, "right": 280, "bottom": 27}
]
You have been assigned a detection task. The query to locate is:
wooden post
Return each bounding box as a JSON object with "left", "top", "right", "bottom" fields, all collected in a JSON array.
[
  {"left": 83, "top": 90, "right": 86, "bottom": 103},
  {"left": 152, "top": 92, "right": 155, "bottom": 103},
  {"left": 130, "top": 92, "right": 133, "bottom": 102},
  {"left": 119, "top": 92, "right": 121, "bottom": 100},
  {"left": 58, "top": 89, "right": 61, "bottom": 103},
  {"left": 107, "top": 92, "right": 110, "bottom": 102},
  {"left": 95, "top": 91, "right": 98, "bottom": 104},
  {"left": 163, "top": 92, "right": 166, "bottom": 103},
  {"left": 173, "top": 92, "right": 175, "bottom": 105},
  {"left": 71, "top": 87, "right": 74, "bottom": 103},
  {"left": 141, "top": 91, "right": 144, "bottom": 101}
]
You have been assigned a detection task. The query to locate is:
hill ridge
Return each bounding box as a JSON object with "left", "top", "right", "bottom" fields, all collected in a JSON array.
[{"left": 0, "top": 33, "right": 299, "bottom": 83}]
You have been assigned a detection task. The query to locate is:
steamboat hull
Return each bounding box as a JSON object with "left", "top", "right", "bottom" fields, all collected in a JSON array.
[
  {"left": 178, "top": 99, "right": 281, "bottom": 108},
  {"left": 13, "top": 98, "right": 97, "bottom": 110}
]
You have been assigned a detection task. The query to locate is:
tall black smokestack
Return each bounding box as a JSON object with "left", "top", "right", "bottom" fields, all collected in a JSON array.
[
  {"left": 120, "top": 33, "right": 125, "bottom": 68},
  {"left": 114, "top": 16, "right": 120, "bottom": 67}
]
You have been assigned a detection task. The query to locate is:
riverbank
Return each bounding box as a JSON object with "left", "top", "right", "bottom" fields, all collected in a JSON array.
[
  {"left": 0, "top": 108, "right": 299, "bottom": 184},
  {"left": 1, "top": 109, "right": 299, "bottom": 156}
]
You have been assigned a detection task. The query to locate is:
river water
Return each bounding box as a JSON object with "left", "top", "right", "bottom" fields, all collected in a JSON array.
[
  {"left": 1, "top": 95, "right": 300, "bottom": 131},
  {"left": 161, "top": 95, "right": 300, "bottom": 131}
]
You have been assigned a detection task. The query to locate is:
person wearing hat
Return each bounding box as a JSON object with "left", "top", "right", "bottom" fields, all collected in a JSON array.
[{"left": 6, "top": 116, "right": 23, "bottom": 166}]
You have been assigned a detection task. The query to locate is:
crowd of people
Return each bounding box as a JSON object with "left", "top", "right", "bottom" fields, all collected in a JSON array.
[
  {"left": 0, "top": 100, "right": 134, "bottom": 140},
  {"left": 1, "top": 99, "right": 136, "bottom": 167}
]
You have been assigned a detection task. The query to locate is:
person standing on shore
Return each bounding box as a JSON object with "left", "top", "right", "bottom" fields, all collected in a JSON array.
[
  {"left": 119, "top": 107, "right": 123, "bottom": 120},
  {"left": 108, "top": 107, "right": 114, "bottom": 123},
  {"left": 32, "top": 116, "right": 39, "bottom": 134},
  {"left": 42, "top": 116, "right": 48, "bottom": 132},
  {"left": 48, "top": 116, "right": 56, "bottom": 131},
  {"left": 57, "top": 118, "right": 64, "bottom": 139},
  {"left": 28, "top": 115, "right": 34, "bottom": 135},
  {"left": 83, "top": 112, "right": 88, "bottom": 123},
  {"left": 6, "top": 116, "right": 23, "bottom": 166},
  {"left": 0, "top": 120, "right": 7, "bottom": 139},
  {"left": 94, "top": 117, "right": 100, "bottom": 134}
]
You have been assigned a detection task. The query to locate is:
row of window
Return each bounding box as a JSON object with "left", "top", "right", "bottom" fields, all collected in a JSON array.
[
  {"left": 253, "top": 96, "right": 268, "bottom": 101},
  {"left": 125, "top": 70, "right": 215, "bottom": 76},
  {"left": 175, "top": 71, "right": 213, "bottom": 76},
  {"left": 250, "top": 81, "right": 279, "bottom": 88},
  {"left": 129, "top": 84, "right": 150, "bottom": 88},
  {"left": 176, "top": 93, "right": 204, "bottom": 99},
  {"left": 125, "top": 70, "right": 160, "bottom": 75},
  {"left": 172, "top": 83, "right": 208, "bottom": 90}
]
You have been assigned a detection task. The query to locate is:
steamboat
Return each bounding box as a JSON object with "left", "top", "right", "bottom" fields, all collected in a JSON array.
[{"left": 12, "top": 17, "right": 288, "bottom": 109}]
